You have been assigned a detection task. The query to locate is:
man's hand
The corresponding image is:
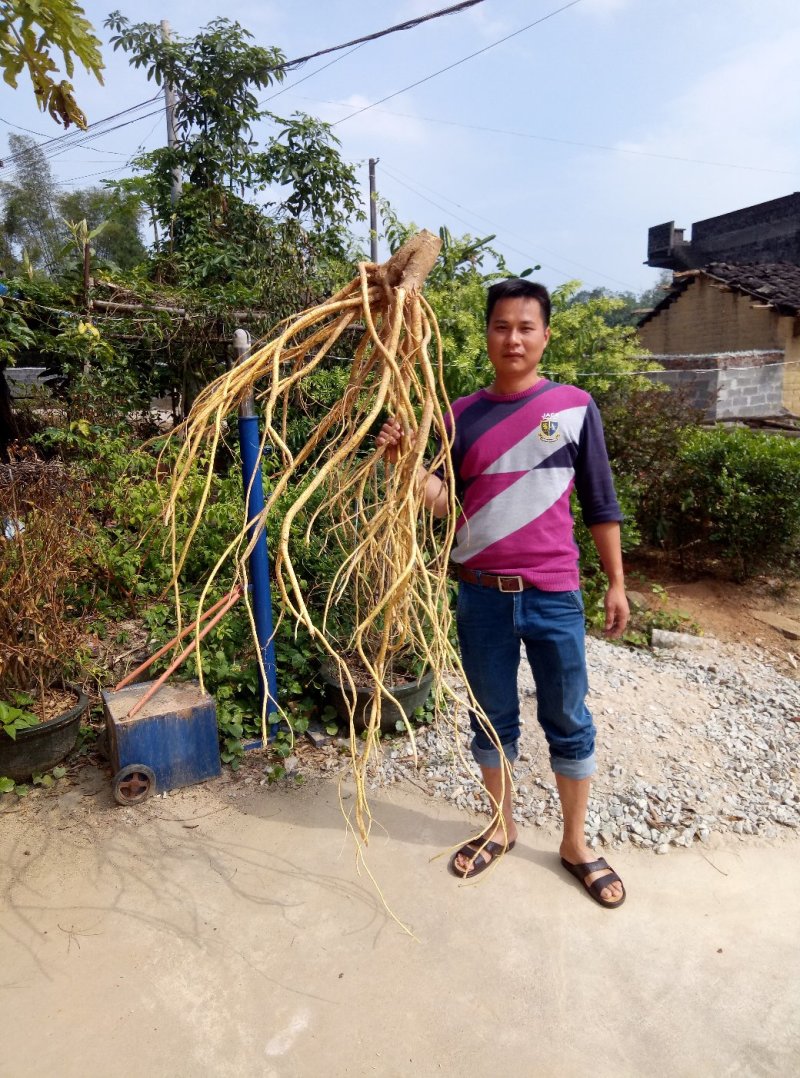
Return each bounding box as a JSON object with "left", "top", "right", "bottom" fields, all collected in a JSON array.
[
  {"left": 603, "top": 581, "right": 629, "bottom": 638},
  {"left": 376, "top": 418, "right": 405, "bottom": 463},
  {"left": 375, "top": 416, "right": 449, "bottom": 517}
]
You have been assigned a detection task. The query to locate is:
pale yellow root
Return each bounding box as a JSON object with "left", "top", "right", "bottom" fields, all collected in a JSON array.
[{"left": 160, "top": 230, "right": 511, "bottom": 874}]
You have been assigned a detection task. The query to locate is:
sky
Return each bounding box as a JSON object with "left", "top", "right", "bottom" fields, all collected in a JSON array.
[{"left": 3, "top": 0, "right": 800, "bottom": 295}]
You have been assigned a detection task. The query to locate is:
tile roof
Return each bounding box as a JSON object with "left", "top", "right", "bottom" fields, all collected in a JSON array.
[
  {"left": 638, "top": 261, "right": 800, "bottom": 327},
  {"left": 703, "top": 262, "right": 800, "bottom": 313}
]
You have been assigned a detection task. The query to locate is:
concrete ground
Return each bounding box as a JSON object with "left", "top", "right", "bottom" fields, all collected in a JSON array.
[{"left": 1, "top": 774, "right": 798, "bottom": 1078}]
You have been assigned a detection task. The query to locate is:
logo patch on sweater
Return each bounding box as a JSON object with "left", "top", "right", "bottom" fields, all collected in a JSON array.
[{"left": 538, "top": 414, "right": 560, "bottom": 442}]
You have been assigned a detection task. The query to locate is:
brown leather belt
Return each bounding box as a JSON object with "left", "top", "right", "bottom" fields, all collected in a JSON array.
[{"left": 455, "top": 565, "right": 532, "bottom": 593}]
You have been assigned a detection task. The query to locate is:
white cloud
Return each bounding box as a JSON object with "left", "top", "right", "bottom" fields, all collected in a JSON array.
[
  {"left": 621, "top": 29, "right": 800, "bottom": 175},
  {"left": 564, "top": 23, "right": 800, "bottom": 285},
  {"left": 307, "top": 94, "right": 432, "bottom": 148}
]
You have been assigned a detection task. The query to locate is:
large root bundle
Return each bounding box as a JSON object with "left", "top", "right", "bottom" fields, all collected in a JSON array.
[{"left": 162, "top": 231, "right": 504, "bottom": 851}]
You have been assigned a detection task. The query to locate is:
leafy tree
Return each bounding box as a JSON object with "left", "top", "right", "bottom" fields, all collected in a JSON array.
[
  {"left": 0, "top": 0, "right": 103, "bottom": 128},
  {"left": 569, "top": 273, "right": 671, "bottom": 328},
  {"left": 59, "top": 187, "right": 146, "bottom": 270},
  {"left": 545, "top": 283, "right": 659, "bottom": 395},
  {"left": 106, "top": 15, "right": 364, "bottom": 285},
  {"left": 0, "top": 134, "right": 146, "bottom": 274},
  {"left": 1, "top": 133, "right": 63, "bottom": 273}
]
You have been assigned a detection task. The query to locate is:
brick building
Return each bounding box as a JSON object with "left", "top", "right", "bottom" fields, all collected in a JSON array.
[
  {"left": 637, "top": 262, "right": 800, "bottom": 420},
  {"left": 646, "top": 193, "right": 800, "bottom": 271}
]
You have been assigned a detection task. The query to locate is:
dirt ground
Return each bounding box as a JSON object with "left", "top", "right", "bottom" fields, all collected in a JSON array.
[
  {"left": 3, "top": 567, "right": 799, "bottom": 831},
  {"left": 626, "top": 560, "right": 800, "bottom": 676},
  {"left": 2, "top": 572, "right": 800, "bottom": 1077}
]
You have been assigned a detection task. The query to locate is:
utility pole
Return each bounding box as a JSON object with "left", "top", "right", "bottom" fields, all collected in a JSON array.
[
  {"left": 161, "top": 20, "right": 182, "bottom": 207},
  {"left": 369, "top": 157, "right": 379, "bottom": 262}
]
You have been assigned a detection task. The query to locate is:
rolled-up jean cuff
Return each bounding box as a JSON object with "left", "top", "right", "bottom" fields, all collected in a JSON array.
[
  {"left": 551, "top": 752, "right": 596, "bottom": 781},
  {"left": 471, "top": 737, "right": 519, "bottom": 770}
]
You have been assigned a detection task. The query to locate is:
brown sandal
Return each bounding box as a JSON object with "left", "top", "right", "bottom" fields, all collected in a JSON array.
[
  {"left": 448, "top": 837, "right": 516, "bottom": 880},
  {"left": 560, "top": 856, "right": 626, "bottom": 909}
]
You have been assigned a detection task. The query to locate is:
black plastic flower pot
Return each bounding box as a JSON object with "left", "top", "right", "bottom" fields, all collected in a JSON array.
[
  {"left": 0, "top": 683, "right": 88, "bottom": 781},
  {"left": 320, "top": 664, "right": 433, "bottom": 734}
]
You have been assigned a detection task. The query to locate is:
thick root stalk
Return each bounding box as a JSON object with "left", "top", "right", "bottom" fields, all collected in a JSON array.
[{"left": 161, "top": 230, "right": 508, "bottom": 873}]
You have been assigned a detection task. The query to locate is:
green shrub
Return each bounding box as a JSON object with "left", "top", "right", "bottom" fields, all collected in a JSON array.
[{"left": 661, "top": 427, "right": 800, "bottom": 579}]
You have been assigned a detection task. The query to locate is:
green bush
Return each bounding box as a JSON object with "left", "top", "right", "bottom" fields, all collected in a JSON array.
[{"left": 659, "top": 427, "right": 800, "bottom": 579}]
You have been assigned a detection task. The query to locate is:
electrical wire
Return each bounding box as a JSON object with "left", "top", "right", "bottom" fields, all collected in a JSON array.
[
  {"left": 2, "top": 2, "right": 488, "bottom": 170},
  {"left": 295, "top": 94, "right": 800, "bottom": 179},
  {"left": 277, "top": 0, "right": 489, "bottom": 71},
  {"left": 1, "top": 95, "right": 162, "bottom": 171},
  {"left": 332, "top": 0, "right": 583, "bottom": 126},
  {"left": 378, "top": 159, "right": 640, "bottom": 290},
  {"left": 261, "top": 45, "right": 364, "bottom": 104}
]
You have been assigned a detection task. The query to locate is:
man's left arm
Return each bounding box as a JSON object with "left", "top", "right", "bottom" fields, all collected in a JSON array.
[{"left": 589, "top": 521, "right": 629, "bottom": 638}]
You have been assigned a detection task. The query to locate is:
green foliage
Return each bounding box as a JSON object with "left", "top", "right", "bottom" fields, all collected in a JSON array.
[
  {"left": 545, "top": 283, "right": 660, "bottom": 395},
  {"left": 0, "top": 762, "right": 67, "bottom": 796},
  {"left": 1, "top": 135, "right": 146, "bottom": 275},
  {"left": 0, "top": 0, "right": 104, "bottom": 128},
  {"left": 1, "top": 133, "right": 64, "bottom": 273},
  {"left": 378, "top": 208, "right": 659, "bottom": 404},
  {"left": 261, "top": 112, "right": 365, "bottom": 240},
  {"left": 568, "top": 273, "right": 671, "bottom": 328},
  {"left": 0, "top": 294, "right": 35, "bottom": 365},
  {"left": 594, "top": 380, "right": 703, "bottom": 553},
  {"left": 657, "top": 427, "right": 800, "bottom": 579},
  {"left": 59, "top": 188, "right": 147, "bottom": 270},
  {"left": 0, "top": 694, "right": 39, "bottom": 739},
  {"left": 106, "top": 13, "right": 285, "bottom": 198},
  {"left": 32, "top": 421, "right": 329, "bottom": 763}
]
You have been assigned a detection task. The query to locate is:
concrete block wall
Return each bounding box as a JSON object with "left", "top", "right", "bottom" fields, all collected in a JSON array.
[
  {"left": 716, "top": 352, "right": 785, "bottom": 418},
  {"left": 645, "top": 358, "right": 719, "bottom": 420},
  {"left": 643, "top": 350, "right": 793, "bottom": 420}
]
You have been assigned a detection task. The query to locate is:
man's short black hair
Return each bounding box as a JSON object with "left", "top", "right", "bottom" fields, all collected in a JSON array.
[{"left": 486, "top": 278, "right": 551, "bottom": 328}]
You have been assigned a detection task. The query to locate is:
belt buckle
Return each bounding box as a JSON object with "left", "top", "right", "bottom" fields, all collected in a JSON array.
[{"left": 498, "top": 575, "right": 524, "bottom": 593}]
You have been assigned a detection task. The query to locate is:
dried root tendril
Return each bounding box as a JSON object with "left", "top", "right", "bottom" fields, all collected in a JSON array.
[{"left": 161, "top": 231, "right": 512, "bottom": 883}]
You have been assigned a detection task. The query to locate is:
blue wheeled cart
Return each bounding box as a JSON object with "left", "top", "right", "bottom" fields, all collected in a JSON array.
[{"left": 101, "top": 679, "right": 221, "bottom": 806}]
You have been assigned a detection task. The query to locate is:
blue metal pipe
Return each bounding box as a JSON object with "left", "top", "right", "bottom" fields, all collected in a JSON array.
[
  {"left": 238, "top": 413, "right": 278, "bottom": 727},
  {"left": 234, "top": 329, "right": 278, "bottom": 734}
]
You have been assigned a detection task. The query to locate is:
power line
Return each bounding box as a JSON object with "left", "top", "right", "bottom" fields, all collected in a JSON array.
[
  {"left": 379, "top": 159, "right": 640, "bottom": 290},
  {"left": 2, "top": 96, "right": 162, "bottom": 172},
  {"left": 3, "top": 3, "right": 487, "bottom": 170},
  {"left": 332, "top": 0, "right": 583, "bottom": 126},
  {"left": 52, "top": 165, "right": 133, "bottom": 186},
  {"left": 261, "top": 45, "right": 364, "bottom": 104},
  {"left": 278, "top": 1, "right": 489, "bottom": 71},
  {"left": 297, "top": 94, "right": 800, "bottom": 179}
]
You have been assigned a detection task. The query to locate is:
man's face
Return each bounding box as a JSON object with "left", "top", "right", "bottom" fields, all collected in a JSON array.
[{"left": 486, "top": 296, "right": 550, "bottom": 391}]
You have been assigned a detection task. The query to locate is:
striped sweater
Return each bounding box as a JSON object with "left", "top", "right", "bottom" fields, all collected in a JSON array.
[{"left": 444, "top": 379, "right": 621, "bottom": 591}]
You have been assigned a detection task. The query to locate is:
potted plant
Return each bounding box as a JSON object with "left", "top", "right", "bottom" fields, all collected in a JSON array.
[
  {"left": 312, "top": 534, "right": 438, "bottom": 735},
  {"left": 0, "top": 455, "right": 92, "bottom": 780}
]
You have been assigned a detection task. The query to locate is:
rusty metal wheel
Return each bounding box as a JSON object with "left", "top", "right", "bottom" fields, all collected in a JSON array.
[{"left": 113, "top": 764, "right": 156, "bottom": 806}]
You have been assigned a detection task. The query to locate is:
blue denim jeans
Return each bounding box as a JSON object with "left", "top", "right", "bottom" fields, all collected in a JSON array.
[{"left": 456, "top": 580, "right": 596, "bottom": 780}]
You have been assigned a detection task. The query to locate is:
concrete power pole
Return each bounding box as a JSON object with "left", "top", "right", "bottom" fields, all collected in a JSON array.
[
  {"left": 160, "top": 20, "right": 182, "bottom": 207},
  {"left": 369, "top": 157, "right": 379, "bottom": 262}
]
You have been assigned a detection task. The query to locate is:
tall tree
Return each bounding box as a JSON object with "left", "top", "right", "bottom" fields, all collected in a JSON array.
[
  {"left": 59, "top": 187, "right": 146, "bottom": 270},
  {"left": 106, "top": 14, "right": 364, "bottom": 291},
  {"left": 0, "top": 1, "right": 104, "bottom": 128},
  {"left": 0, "top": 134, "right": 146, "bottom": 274},
  {"left": 0, "top": 133, "right": 62, "bottom": 273}
]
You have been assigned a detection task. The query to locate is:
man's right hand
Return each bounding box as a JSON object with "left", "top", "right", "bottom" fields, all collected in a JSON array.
[{"left": 376, "top": 418, "right": 405, "bottom": 464}]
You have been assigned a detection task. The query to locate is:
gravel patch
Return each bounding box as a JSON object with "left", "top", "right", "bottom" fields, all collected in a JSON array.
[{"left": 358, "top": 635, "right": 800, "bottom": 852}]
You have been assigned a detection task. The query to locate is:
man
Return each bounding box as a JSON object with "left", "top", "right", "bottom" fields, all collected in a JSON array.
[{"left": 377, "top": 278, "right": 628, "bottom": 908}]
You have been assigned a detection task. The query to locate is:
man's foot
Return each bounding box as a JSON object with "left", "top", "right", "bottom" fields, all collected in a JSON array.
[
  {"left": 559, "top": 842, "right": 625, "bottom": 907},
  {"left": 450, "top": 823, "right": 518, "bottom": 879}
]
